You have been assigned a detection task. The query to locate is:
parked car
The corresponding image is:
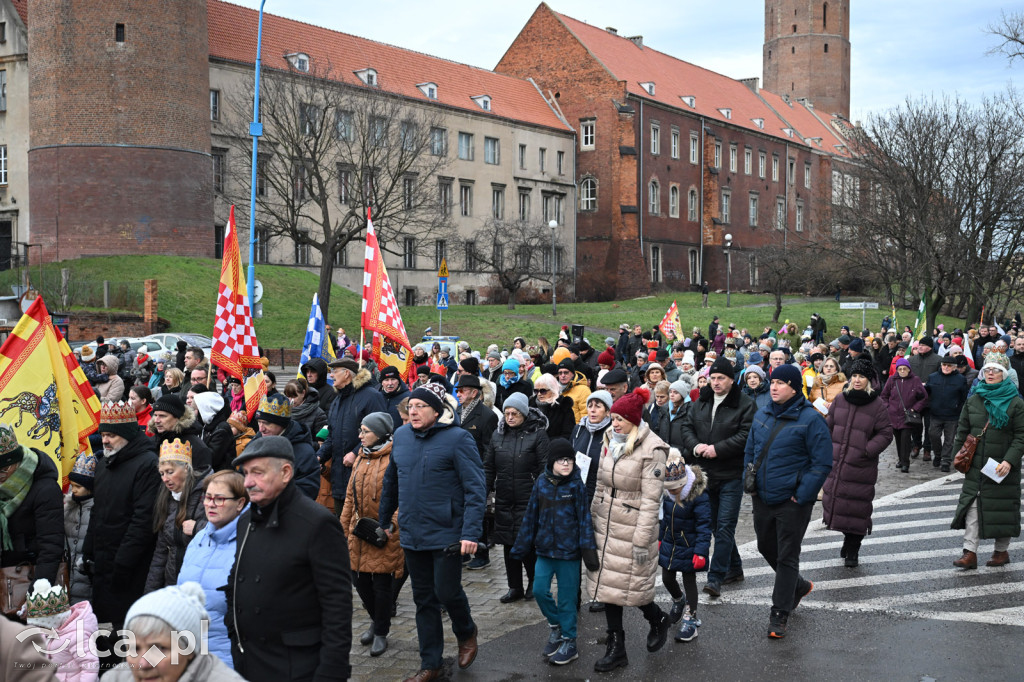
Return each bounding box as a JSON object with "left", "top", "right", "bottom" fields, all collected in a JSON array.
[
  {"left": 139, "top": 333, "right": 214, "bottom": 355},
  {"left": 72, "top": 337, "right": 173, "bottom": 360},
  {"left": 412, "top": 336, "right": 461, "bottom": 358}
]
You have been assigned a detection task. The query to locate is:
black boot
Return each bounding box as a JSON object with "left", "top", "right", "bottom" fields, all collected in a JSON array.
[
  {"left": 645, "top": 608, "right": 670, "bottom": 652},
  {"left": 594, "top": 630, "right": 627, "bottom": 672},
  {"left": 839, "top": 535, "right": 849, "bottom": 559},
  {"left": 669, "top": 598, "right": 685, "bottom": 624}
]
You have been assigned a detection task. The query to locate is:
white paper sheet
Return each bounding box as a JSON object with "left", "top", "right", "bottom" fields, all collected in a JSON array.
[
  {"left": 813, "top": 397, "right": 829, "bottom": 415},
  {"left": 981, "top": 457, "right": 1008, "bottom": 483},
  {"left": 576, "top": 450, "right": 592, "bottom": 484}
]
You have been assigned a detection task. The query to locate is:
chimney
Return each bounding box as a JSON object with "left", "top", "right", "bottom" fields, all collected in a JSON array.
[
  {"left": 627, "top": 35, "right": 643, "bottom": 48},
  {"left": 605, "top": 26, "right": 618, "bottom": 35},
  {"left": 739, "top": 77, "right": 759, "bottom": 94}
]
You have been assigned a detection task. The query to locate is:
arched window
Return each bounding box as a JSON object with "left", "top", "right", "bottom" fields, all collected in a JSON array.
[
  {"left": 580, "top": 178, "right": 597, "bottom": 211},
  {"left": 649, "top": 180, "right": 660, "bottom": 215},
  {"left": 688, "top": 188, "right": 698, "bottom": 221},
  {"left": 669, "top": 185, "right": 680, "bottom": 217}
]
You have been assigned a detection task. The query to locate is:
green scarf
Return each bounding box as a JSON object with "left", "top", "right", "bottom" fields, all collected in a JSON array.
[
  {"left": 973, "top": 378, "right": 1019, "bottom": 430},
  {"left": 0, "top": 447, "right": 38, "bottom": 551}
]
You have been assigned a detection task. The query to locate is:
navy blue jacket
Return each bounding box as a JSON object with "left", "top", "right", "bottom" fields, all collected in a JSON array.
[
  {"left": 251, "top": 419, "right": 320, "bottom": 500},
  {"left": 657, "top": 467, "right": 712, "bottom": 573},
  {"left": 317, "top": 368, "right": 387, "bottom": 501},
  {"left": 378, "top": 400, "right": 486, "bottom": 551},
  {"left": 510, "top": 463, "right": 596, "bottom": 562},
  {"left": 381, "top": 381, "right": 410, "bottom": 430},
  {"left": 925, "top": 370, "right": 968, "bottom": 422},
  {"left": 744, "top": 396, "right": 833, "bottom": 505}
]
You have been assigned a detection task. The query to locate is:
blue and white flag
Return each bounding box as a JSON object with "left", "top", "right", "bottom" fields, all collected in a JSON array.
[{"left": 299, "top": 293, "right": 334, "bottom": 385}]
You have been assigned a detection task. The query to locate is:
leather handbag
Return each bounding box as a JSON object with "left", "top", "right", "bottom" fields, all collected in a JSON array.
[
  {"left": 897, "top": 390, "right": 923, "bottom": 424},
  {"left": 349, "top": 458, "right": 389, "bottom": 548},
  {"left": 1, "top": 558, "right": 71, "bottom": 621},
  {"left": 953, "top": 421, "right": 989, "bottom": 475}
]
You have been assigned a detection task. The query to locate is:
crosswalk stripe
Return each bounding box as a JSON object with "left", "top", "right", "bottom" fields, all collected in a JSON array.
[
  {"left": 798, "top": 528, "right": 963, "bottom": 553},
  {"left": 853, "top": 579, "right": 1024, "bottom": 608},
  {"left": 736, "top": 547, "right": 980, "bottom": 576},
  {"left": 871, "top": 505, "right": 953, "bottom": 519}
]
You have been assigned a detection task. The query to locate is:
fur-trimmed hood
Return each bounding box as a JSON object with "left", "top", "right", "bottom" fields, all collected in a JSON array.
[
  {"left": 666, "top": 464, "right": 707, "bottom": 503},
  {"left": 349, "top": 367, "right": 374, "bottom": 392}
]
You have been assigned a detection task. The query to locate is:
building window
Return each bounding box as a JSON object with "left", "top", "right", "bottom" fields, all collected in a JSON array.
[
  {"left": 832, "top": 170, "right": 842, "bottom": 205},
  {"left": 295, "top": 230, "right": 310, "bottom": 265},
  {"left": 744, "top": 148, "right": 752, "bottom": 175},
  {"left": 404, "top": 288, "right": 417, "bottom": 306},
  {"left": 458, "top": 132, "right": 474, "bottom": 160},
  {"left": 334, "top": 246, "right": 348, "bottom": 267},
  {"left": 255, "top": 228, "right": 269, "bottom": 263},
  {"left": 300, "top": 103, "right": 320, "bottom": 136},
  {"left": 580, "top": 120, "right": 595, "bottom": 150},
  {"left": 465, "top": 242, "right": 477, "bottom": 272},
  {"left": 542, "top": 193, "right": 563, "bottom": 225},
  {"left": 749, "top": 194, "right": 759, "bottom": 227},
  {"left": 369, "top": 116, "right": 387, "bottom": 146},
  {"left": 491, "top": 186, "right": 504, "bottom": 220},
  {"left": 338, "top": 165, "right": 352, "bottom": 203},
  {"left": 758, "top": 152, "right": 766, "bottom": 179},
  {"left": 556, "top": 150, "right": 565, "bottom": 175},
  {"left": 518, "top": 190, "right": 530, "bottom": 221},
  {"left": 214, "top": 224, "right": 225, "bottom": 260},
  {"left": 403, "top": 177, "right": 415, "bottom": 210},
  {"left": 209, "top": 90, "right": 220, "bottom": 122},
  {"left": 518, "top": 144, "right": 527, "bottom": 169},
  {"left": 335, "top": 111, "right": 354, "bottom": 141},
  {"left": 669, "top": 185, "right": 680, "bottom": 218},
  {"left": 796, "top": 202, "right": 804, "bottom": 232},
  {"left": 648, "top": 180, "right": 660, "bottom": 215},
  {"left": 292, "top": 162, "right": 309, "bottom": 200},
  {"left": 437, "top": 179, "right": 452, "bottom": 218},
  {"left": 403, "top": 237, "right": 416, "bottom": 269},
  {"left": 688, "top": 188, "right": 698, "bottom": 221},
  {"left": 580, "top": 178, "right": 597, "bottom": 211},
  {"left": 0, "top": 71, "right": 6, "bottom": 112},
  {"left": 650, "top": 123, "right": 660, "bottom": 155},
  {"left": 211, "top": 149, "right": 225, "bottom": 194},
  {"left": 805, "top": 162, "right": 812, "bottom": 188},
  {"left": 688, "top": 249, "right": 699, "bottom": 285},
  {"left": 690, "top": 134, "right": 699, "bottom": 164},
  {"left": 484, "top": 137, "right": 500, "bottom": 165},
  {"left": 539, "top": 148, "right": 547, "bottom": 172},
  {"left": 459, "top": 184, "right": 472, "bottom": 217},
  {"left": 256, "top": 154, "right": 268, "bottom": 197},
  {"left": 721, "top": 190, "right": 731, "bottom": 223},
  {"left": 789, "top": 159, "right": 796, "bottom": 185},
  {"left": 435, "top": 240, "right": 447, "bottom": 270},
  {"left": 749, "top": 254, "right": 759, "bottom": 287},
  {"left": 714, "top": 141, "right": 722, "bottom": 168},
  {"left": 465, "top": 290, "right": 477, "bottom": 306},
  {"left": 772, "top": 156, "right": 779, "bottom": 182},
  {"left": 115, "top": 23, "right": 125, "bottom": 43},
  {"left": 823, "top": 2, "right": 828, "bottom": 29},
  {"left": 729, "top": 144, "right": 738, "bottom": 173},
  {"left": 400, "top": 121, "right": 417, "bottom": 151},
  {"left": 670, "top": 128, "right": 680, "bottom": 159},
  {"left": 776, "top": 198, "right": 786, "bottom": 229},
  {"left": 650, "top": 245, "right": 661, "bottom": 283},
  {"left": 430, "top": 127, "right": 447, "bottom": 156},
  {"left": 0, "top": 22, "right": 6, "bottom": 43}
]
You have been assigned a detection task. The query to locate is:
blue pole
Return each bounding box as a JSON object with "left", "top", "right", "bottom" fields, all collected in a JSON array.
[{"left": 246, "top": 1, "right": 266, "bottom": 311}]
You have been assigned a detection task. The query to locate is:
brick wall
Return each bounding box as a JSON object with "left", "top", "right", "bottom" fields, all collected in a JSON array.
[{"left": 68, "top": 312, "right": 168, "bottom": 342}]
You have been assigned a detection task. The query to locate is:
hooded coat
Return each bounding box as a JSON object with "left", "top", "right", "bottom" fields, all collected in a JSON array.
[
  {"left": 197, "top": 396, "right": 236, "bottom": 471},
  {"left": 587, "top": 422, "right": 668, "bottom": 607},
  {"left": 145, "top": 468, "right": 210, "bottom": 592},
  {"left": 301, "top": 357, "right": 336, "bottom": 414},
  {"left": 45, "top": 600, "right": 100, "bottom": 682},
  {"left": 822, "top": 388, "right": 894, "bottom": 535},
  {"left": 152, "top": 406, "right": 213, "bottom": 472},
  {"left": 64, "top": 493, "right": 94, "bottom": 604},
  {"left": 317, "top": 368, "right": 387, "bottom": 503},
  {"left": 657, "top": 466, "right": 712, "bottom": 572},
  {"left": 533, "top": 394, "right": 576, "bottom": 441},
  {"left": 291, "top": 387, "right": 328, "bottom": 439},
  {"left": 340, "top": 440, "right": 404, "bottom": 575},
  {"left": 808, "top": 371, "right": 848, "bottom": 407},
  {"left": 1, "top": 448, "right": 64, "bottom": 583},
  {"left": 561, "top": 370, "right": 592, "bottom": 421},
  {"left": 484, "top": 407, "right": 550, "bottom": 545}
]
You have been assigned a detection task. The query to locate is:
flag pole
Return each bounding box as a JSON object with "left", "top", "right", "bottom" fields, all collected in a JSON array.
[{"left": 246, "top": 0, "right": 267, "bottom": 313}]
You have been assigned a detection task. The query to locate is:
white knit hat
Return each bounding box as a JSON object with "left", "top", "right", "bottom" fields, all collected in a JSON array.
[{"left": 124, "top": 582, "right": 208, "bottom": 642}]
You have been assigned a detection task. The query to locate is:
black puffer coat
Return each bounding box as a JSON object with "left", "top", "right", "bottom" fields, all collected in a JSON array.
[
  {"left": 1, "top": 448, "right": 64, "bottom": 584},
  {"left": 484, "top": 408, "right": 550, "bottom": 545},
  {"left": 300, "top": 357, "right": 336, "bottom": 413},
  {"left": 200, "top": 400, "right": 235, "bottom": 471},
  {"left": 152, "top": 407, "right": 213, "bottom": 472}
]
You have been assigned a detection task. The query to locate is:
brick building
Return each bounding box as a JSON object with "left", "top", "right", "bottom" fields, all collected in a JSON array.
[{"left": 498, "top": 3, "right": 855, "bottom": 300}]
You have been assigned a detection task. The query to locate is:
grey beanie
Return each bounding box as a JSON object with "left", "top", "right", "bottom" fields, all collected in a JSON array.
[
  {"left": 586, "top": 389, "right": 613, "bottom": 412},
  {"left": 502, "top": 392, "right": 530, "bottom": 417},
  {"left": 670, "top": 378, "right": 692, "bottom": 396},
  {"left": 125, "top": 582, "right": 208, "bottom": 644},
  {"left": 745, "top": 365, "right": 767, "bottom": 382},
  {"left": 361, "top": 411, "right": 394, "bottom": 440}
]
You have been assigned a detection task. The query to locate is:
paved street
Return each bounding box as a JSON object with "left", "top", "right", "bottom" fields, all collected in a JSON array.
[{"left": 350, "top": 443, "right": 1023, "bottom": 681}]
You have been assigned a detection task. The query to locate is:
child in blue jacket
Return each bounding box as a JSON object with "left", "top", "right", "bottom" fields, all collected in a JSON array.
[
  {"left": 511, "top": 438, "right": 599, "bottom": 666},
  {"left": 658, "top": 450, "right": 712, "bottom": 642}
]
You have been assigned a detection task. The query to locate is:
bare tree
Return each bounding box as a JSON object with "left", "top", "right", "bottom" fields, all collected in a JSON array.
[
  {"left": 987, "top": 10, "right": 1024, "bottom": 63},
  {"left": 752, "top": 227, "right": 829, "bottom": 324},
  {"left": 223, "top": 62, "right": 454, "bottom": 319},
  {"left": 467, "top": 218, "right": 567, "bottom": 310}
]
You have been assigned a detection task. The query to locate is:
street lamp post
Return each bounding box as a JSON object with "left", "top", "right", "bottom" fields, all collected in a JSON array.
[
  {"left": 549, "top": 219, "right": 558, "bottom": 317},
  {"left": 724, "top": 233, "right": 733, "bottom": 308}
]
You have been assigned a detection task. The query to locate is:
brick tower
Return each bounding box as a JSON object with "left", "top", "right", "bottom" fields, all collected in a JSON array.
[
  {"left": 763, "top": 0, "right": 850, "bottom": 119},
  {"left": 27, "top": 0, "right": 213, "bottom": 262}
]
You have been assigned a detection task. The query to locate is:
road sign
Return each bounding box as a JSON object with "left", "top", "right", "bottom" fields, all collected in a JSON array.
[
  {"left": 438, "top": 258, "right": 449, "bottom": 278},
  {"left": 839, "top": 302, "right": 879, "bottom": 310},
  {"left": 437, "top": 279, "right": 449, "bottom": 310}
]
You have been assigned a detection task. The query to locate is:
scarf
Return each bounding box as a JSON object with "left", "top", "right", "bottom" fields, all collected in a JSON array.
[
  {"left": 584, "top": 415, "right": 611, "bottom": 433},
  {"left": 973, "top": 377, "right": 1019, "bottom": 429},
  {"left": 459, "top": 396, "right": 481, "bottom": 424},
  {"left": 770, "top": 393, "right": 803, "bottom": 418},
  {"left": 609, "top": 430, "right": 628, "bottom": 460},
  {"left": 843, "top": 387, "right": 877, "bottom": 407},
  {"left": 0, "top": 447, "right": 38, "bottom": 551}
]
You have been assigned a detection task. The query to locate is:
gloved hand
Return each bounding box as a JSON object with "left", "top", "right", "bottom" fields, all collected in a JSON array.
[
  {"left": 692, "top": 555, "right": 707, "bottom": 570},
  {"left": 582, "top": 548, "right": 600, "bottom": 572},
  {"left": 632, "top": 546, "right": 650, "bottom": 565}
]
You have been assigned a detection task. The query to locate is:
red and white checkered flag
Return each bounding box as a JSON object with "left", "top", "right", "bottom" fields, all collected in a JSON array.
[
  {"left": 361, "top": 211, "right": 413, "bottom": 379},
  {"left": 211, "top": 206, "right": 265, "bottom": 418}
]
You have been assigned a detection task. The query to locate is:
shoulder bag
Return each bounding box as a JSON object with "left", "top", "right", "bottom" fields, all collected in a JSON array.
[
  {"left": 349, "top": 457, "right": 389, "bottom": 548},
  {"left": 744, "top": 420, "right": 789, "bottom": 494},
  {"left": 953, "top": 421, "right": 989, "bottom": 475},
  {"left": 896, "top": 387, "right": 923, "bottom": 425},
  {"left": 1, "top": 546, "right": 71, "bottom": 621}
]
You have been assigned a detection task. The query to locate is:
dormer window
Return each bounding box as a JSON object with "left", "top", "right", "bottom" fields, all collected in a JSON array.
[
  {"left": 417, "top": 82, "right": 438, "bottom": 99},
  {"left": 471, "top": 95, "right": 492, "bottom": 111},
  {"left": 782, "top": 128, "right": 794, "bottom": 138},
  {"left": 718, "top": 108, "right": 732, "bottom": 120},
  {"left": 286, "top": 52, "right": 310, "bottom": 72},
  {"left": 639, "top": 82, "right": 656, "bottom": 96},
  {"left": 752, "top": 118, "right": 765, "bottom": 129},
  {"left": 355, "top": 68, "right": 378, "bottom": 86},
  {"left": 680, "top": 96, "right": 696, "bottom": 108}
]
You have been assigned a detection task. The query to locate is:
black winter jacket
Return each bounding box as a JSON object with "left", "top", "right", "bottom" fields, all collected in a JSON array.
[
  {"left": 200, "top": 401, "right": 236, "bottom": 471},
  {"left": 251, "top": 420, "right": 321, "bottom": 500},
  {"left": 317, "top": 369, "right": 387, "bottom": 502},
  {"left": 291, "top": 387, "right": 328, "bottom": 439},
  {"left": 680, "top": 383, "right": 757, "bottom": 484},
  {"left": 1, "top": 449, "right": 64, "bottom": 583},
  {"left": 925, "top": 370, "right": 969, "bottom": 422},
  {"left": 301, "top": 357, "right": 337, "bottom": 414},
  {"left": 484, "top": 408, "right": 550, "bottom": 545},
  {"left": 145, "top": 469, "right": 210, "bottom": 592},
  {"left": 152, "top": 407, "right": 212, "bottom": 472},
  {"left": 381, "top": 381, "right": 410, "bottom": 430},
  {"left": 658, "top": 402, "right": 691, "bottom": 451},
  {"left": 533, "top": 395, "right": 576, "bottom": 441},
  {"left": 460, "top": 400, "right": 498, "bottom": 458}
]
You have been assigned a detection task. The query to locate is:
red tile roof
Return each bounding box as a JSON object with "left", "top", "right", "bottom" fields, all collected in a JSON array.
[
  {"left": 207, "top": 0, "right": 572, "bottom": 132},
  {"left": 553, "top": 10, "right": 849, "bottom": 154},
  {"left": 758, "top": 90, "right": 853, "bottom": 158},
  {"left": 10, "top": 0, "right": 26, "bottom": 24}
]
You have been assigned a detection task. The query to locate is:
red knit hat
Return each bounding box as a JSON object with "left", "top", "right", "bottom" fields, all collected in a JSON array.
[
  {"left": 611, "top": 387, "right": 650, "bottom": 426},
  {"left": 597, "top": 349, "right": 615, "bottom": 367}
]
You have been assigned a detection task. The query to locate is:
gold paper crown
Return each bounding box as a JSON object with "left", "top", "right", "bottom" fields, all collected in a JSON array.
[
  {"left": 100, "top": 400, "right": 137, "bottom": 424},
  {"left": 159, "top": 438, "right": 192, "bottom": 466},
  {"left": 27, "top": 581, "right": 69, "bottom": 619},
  {"left": 257, "top": 395, "right": 292, "bottom": 419}
]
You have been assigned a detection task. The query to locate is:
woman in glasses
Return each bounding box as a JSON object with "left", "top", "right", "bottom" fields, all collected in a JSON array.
[
  {"left": 532, "top": 373, "right": 575, "bottom": 440},
  {"left": 177, "top": 470, "right": 249, "bottom": 668}
]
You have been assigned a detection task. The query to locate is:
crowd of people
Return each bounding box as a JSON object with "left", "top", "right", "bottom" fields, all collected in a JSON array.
[{"left": 2, "top": 311, "right": 1023, "bottom": 681}]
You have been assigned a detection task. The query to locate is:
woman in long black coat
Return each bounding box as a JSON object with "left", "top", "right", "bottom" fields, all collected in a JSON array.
[
  {"left": 0, "top": 435, "right": 64, "bottom": 584},
  {"left": 531, "top": 372, "right": 575, "bottom": 440},
  {"left": 823, "top": 359, "right": 893, "bottom": 567},
  {"left": 483, "top": 393, "right": 549, "bottom": 603}
]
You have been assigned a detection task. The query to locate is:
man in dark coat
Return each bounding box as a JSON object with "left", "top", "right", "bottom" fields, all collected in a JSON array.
[
  {"left": 909, "top": 336, "right": 942, "bottom": 460},
  {"left": 925, "top": 356, "right": 969, "bottom": 472},
  {"left": 301, "top": 356, "right": 337, "bottom": 413},
  {"left": 317, "top": 358, "right": 387, "bottom": 514},
  {"left": 615, "top": 324, "right": 631, "bottom": 366},
  {"left": 875, "top": 333, "right": 899, "bottom": 384},
  {"left": 457, "top": 374, "right": 499, "bottom": 570},
  {"left": 227, "top": 436, "right": 352, "bottom": 682},
  {"left": 83, "top": 403, "right": 160, "bottom": 645},
  {"left": 380, "top": 382, "right": 486, "bottom": 681},
  {"left": 379, "top": 364, "right": 410, "bottom": 427},
  {"left": 250, "top": 394, "right": 321, "bottom": 499},
  {"left": 681, "top": 357, "right": 757, "bottom": 598}
]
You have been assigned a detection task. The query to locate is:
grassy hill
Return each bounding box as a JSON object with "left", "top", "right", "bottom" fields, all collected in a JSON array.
[{"left": 0, "top": 256, "right": 970, "bottom": 349}]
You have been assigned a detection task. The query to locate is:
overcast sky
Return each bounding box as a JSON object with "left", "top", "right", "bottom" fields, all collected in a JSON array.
[{"left": 230, "top": 0, "right": 1018, "bottom": 123}]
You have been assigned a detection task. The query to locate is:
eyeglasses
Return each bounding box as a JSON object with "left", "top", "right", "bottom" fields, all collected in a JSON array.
[
  {"left": 535, "top": 389, "right": 551, "bottom": 395},
  {"left": 554, "top": 457, "right": 573, "bottom": 465},
  {"left": 502, "top": 370, "right": 517, "bottom": 376},
  {"left": 503, "top": 411, "right": 521, "bottom": 418},
  {"left": 203, "top": 495, "right": 238, "bottom": 506}
]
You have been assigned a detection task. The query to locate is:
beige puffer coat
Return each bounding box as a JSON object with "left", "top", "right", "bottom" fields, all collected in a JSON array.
[
  {"left": 341, "top": 440, "right": 404, "bottom": 576},
  {"left": 587, "top": 421, "right": 668, "bottom": 606}
]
